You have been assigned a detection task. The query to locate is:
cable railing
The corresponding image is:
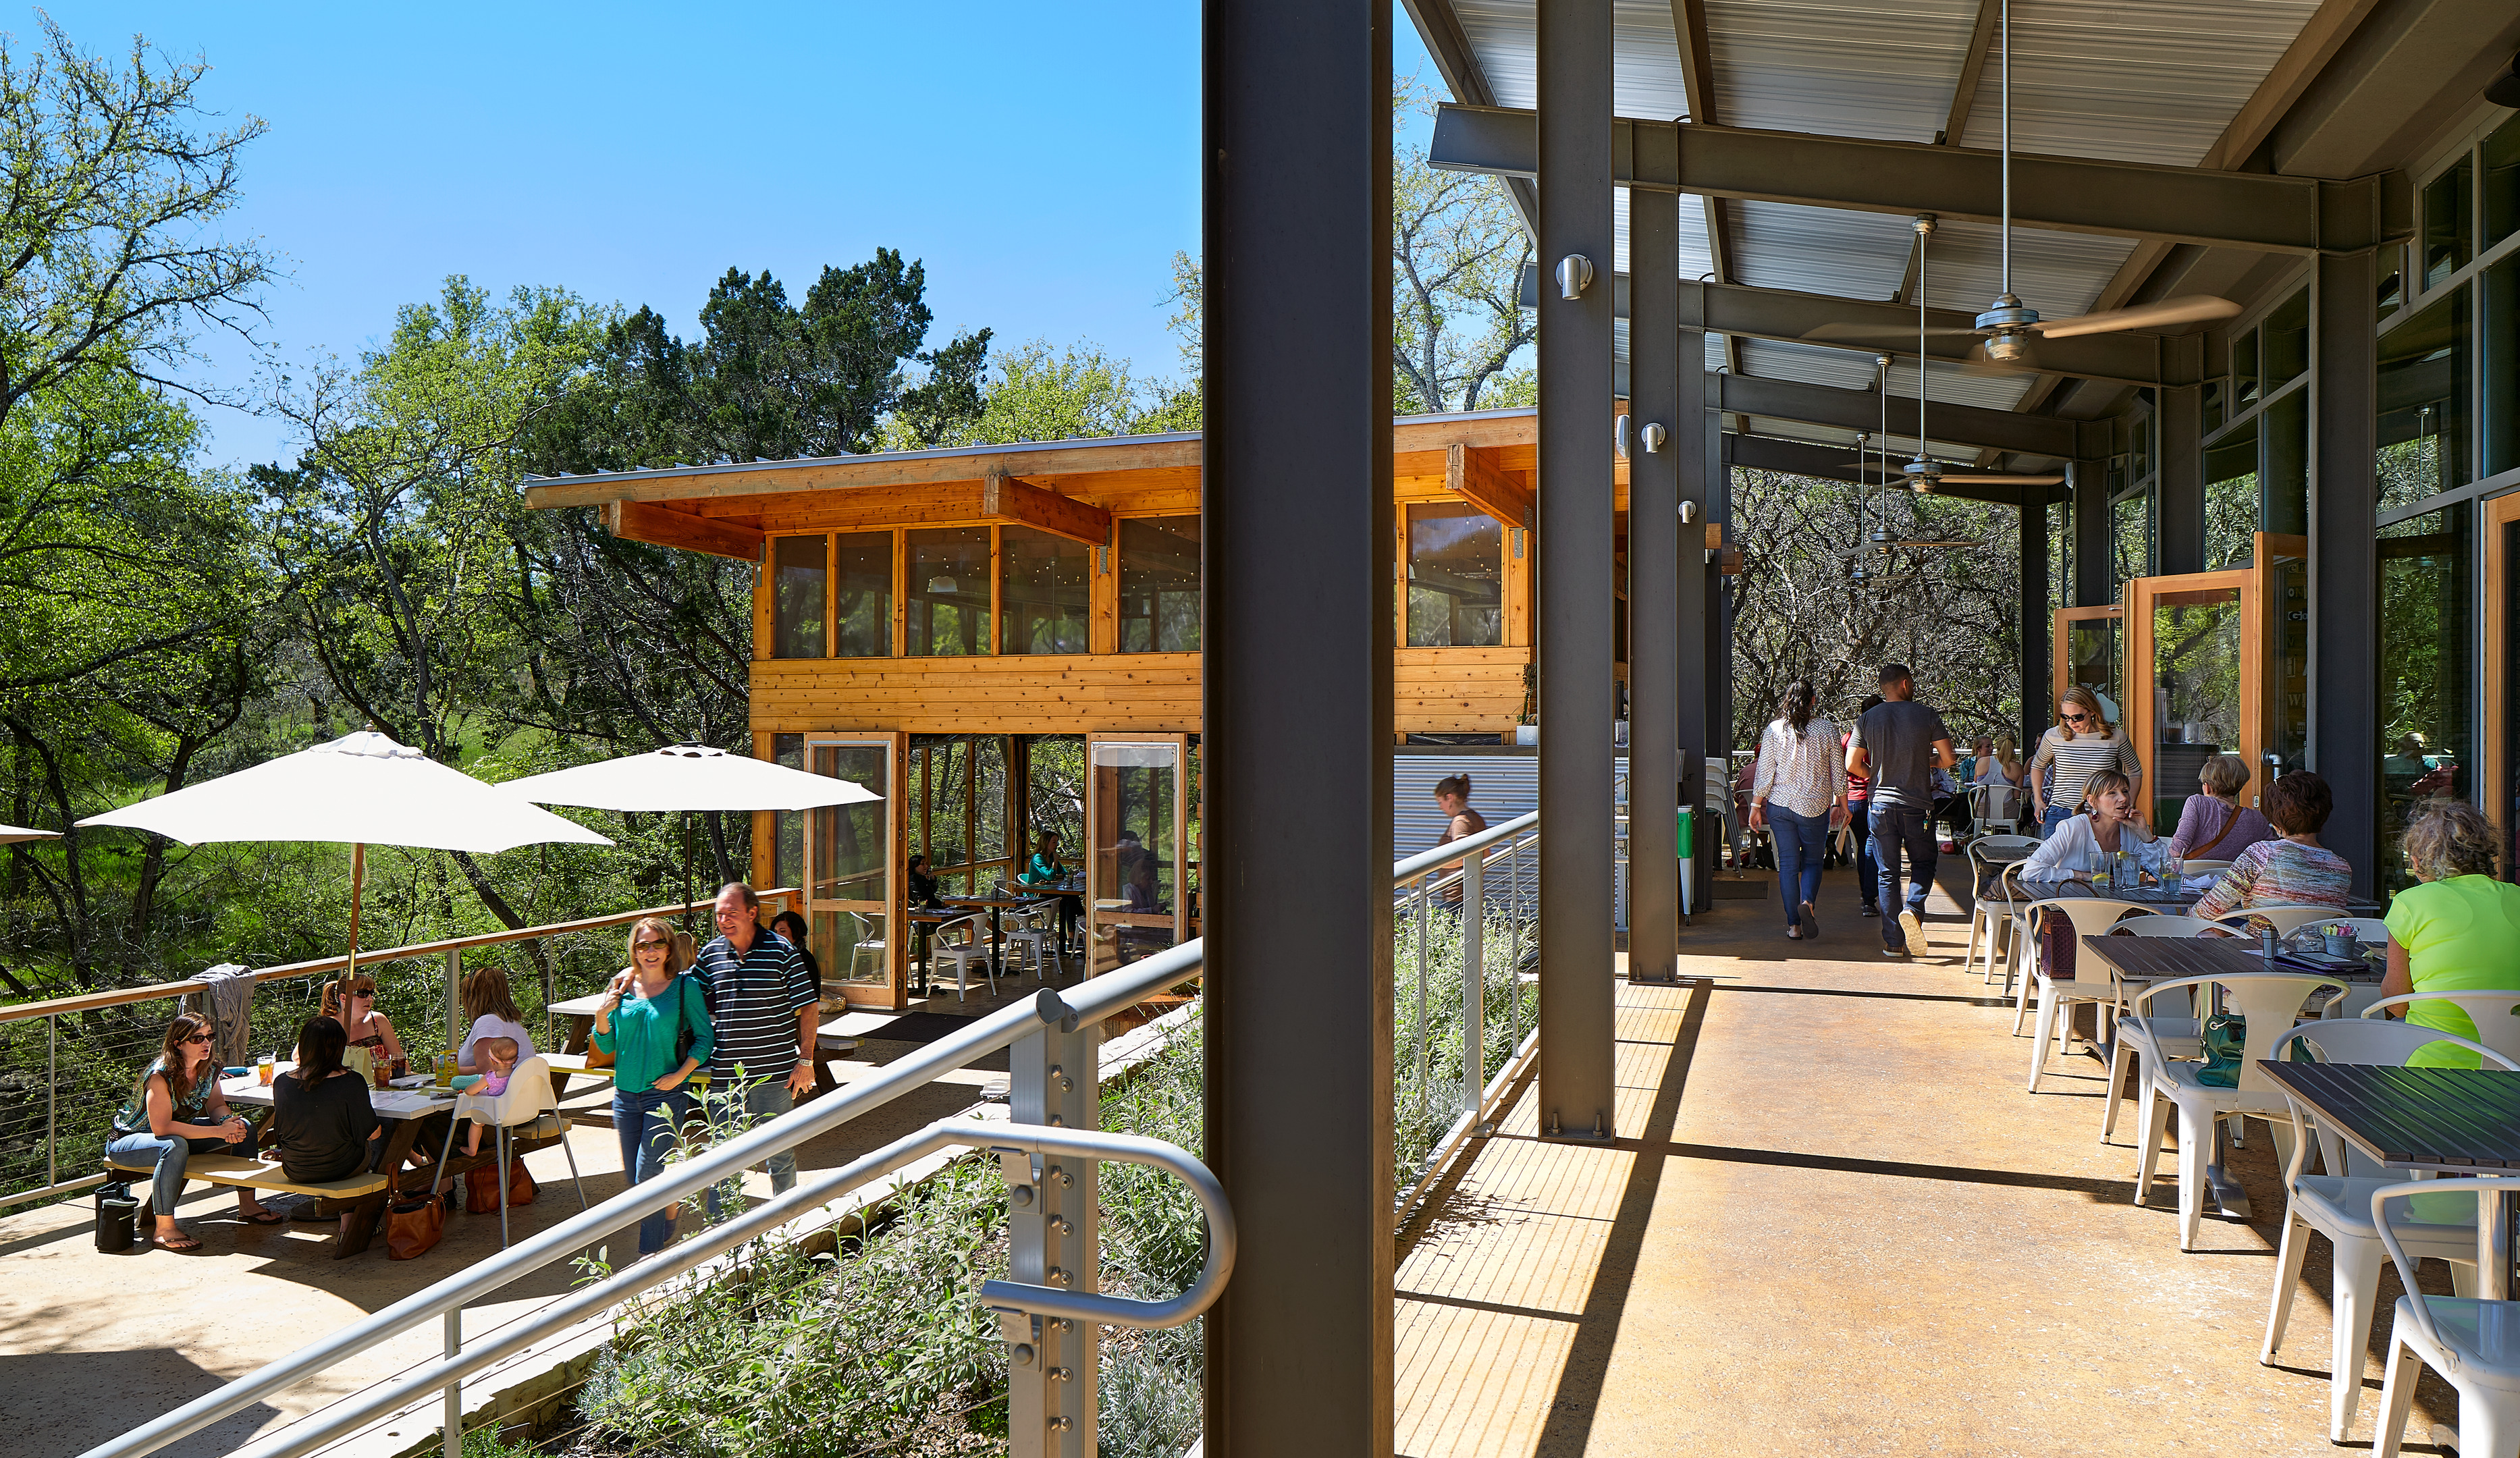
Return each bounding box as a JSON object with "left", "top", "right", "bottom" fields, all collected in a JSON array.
[{"left": 0, "top": 890, "right": 796, "bottom": 1212}]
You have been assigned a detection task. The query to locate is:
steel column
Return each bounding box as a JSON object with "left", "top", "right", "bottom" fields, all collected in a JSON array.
[
  {"left": 2156, "top": 383, "right": 2204, "bottom": 575},
  {"left": 1007, "top": 1021, "right": 1100, "bottom": 1455},
  {"left": 2021, "top": 498, "right": 2050, "bottom": 754},
  {"left": 1202, "top": 0, "right": 1394, "bottom": 1449},
  {"left": 2072, "top": 460, "right": 2112, "bottom": 605},
  {"left": 1536, "top": 0, "right": 1617, "bottom": 1140},
  {"left": 441, "top": 1313, "right": 460, "bottom": 1458},
  {"left": 1678, "top": 349, "right": 1710, "bottom": 862},
  {"left": 2311, "top": 249, "right": 2380, "bottom": 902},
  {"left": 1628, "top": 180, "right": 1681, "bottom": 985}
]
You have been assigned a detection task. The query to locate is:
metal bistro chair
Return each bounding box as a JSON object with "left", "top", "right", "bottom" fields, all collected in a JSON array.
[
  {"left": 2207, "top": 902, "right": 2356, "bottom": 938},
  {"left": 2261, "top": 1020, "right": 2514, "bottom": 1443},
  {"left": 2363, "top": 989, "right": 2520, "bottom": 1068},
  {"left": 1964, "top": 837, "right": 2038, "bottom": 982},
  {"left": 431, "top": 1054, "right": 589, "bottom": 1249},
  {"left": 2015, "top": 896, "right": 2157, "bottom": 1093},
  {"left": 1002, "top": 897, "right": 1064, "bottom": 981},
  {"left": 1971, "top": 779, "right": 2025, "bottom": 839},
  {"left": 2096, "top": 915, "right": 2215, "bottom": 1141},
  {"left": 2370, "top": 1177, "right": 2520, "bottom": 1458},
  {"left": 845, "top": 911, "right": 887, "bottom": 983},
  {"left": 926, "top": 913, "right": 999, "bottom": 1002}
]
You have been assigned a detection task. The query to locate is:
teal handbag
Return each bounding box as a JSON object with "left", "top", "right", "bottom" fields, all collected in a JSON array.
[{"left": 2196, "top": 1010, "right": 2247, "bottom": 1088}]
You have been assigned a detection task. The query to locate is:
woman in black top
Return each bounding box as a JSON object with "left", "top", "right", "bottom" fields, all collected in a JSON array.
[
  {"left": 907, "top": 854, "right": 941, "bottom": 908},
  {"left": 272, "top": 1017, "right": 381, "bottom": 1212},
  {"left": 769, "top": 909, "right": 822, "bottom": 983}
]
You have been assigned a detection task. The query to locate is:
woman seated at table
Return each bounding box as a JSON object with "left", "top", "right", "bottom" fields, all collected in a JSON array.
[
  {"left": 271, "top": 1016, "right": 383, "bottom": 1235},
  {"left": 2018, "top": 769, "right": 2161, "bottom": 885},
  {"left": 593, "top": 915, "right": 713, "bottom": 1257},
  {"left": 2162, "top": 753, "right": 2276, "bottom": 863},
  {"left": 907, "top": 853, "right": 942, "bottom": 909},
  {"left": 321, "top": 973, "right": 406, "bottom": 1078},
  {"left": 2380, "top": 799, "right": 2520, "bottom": 1067},
  {"left": 104, "top": 1013, "right": 273, "bottom": 1250},
  {"left": 456, "top": 964, "right": 536, "bottom": 1073},
  {"left": 2191, "top": 770, "right": 2353, "bottom": 929},
  {"left": 1018, "top": 832, "right": 1081, "bottom": 946}
]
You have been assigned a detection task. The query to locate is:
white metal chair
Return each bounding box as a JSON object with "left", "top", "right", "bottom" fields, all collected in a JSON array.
[
  {"left": 845, "top": 911, "right": 887, "bottom": 983},
  {"left": 927, "top": 913, "right": 999, "bottom": 1002},
  {"left": 2370, "top": 1177, "right": 2520, "bottom": 1458},
  {"left": 1964, "top": 837, "right": 2037, "bottom": 981},
  {"left": 2363, "top": 990, "right": 2520, "bottom": 1068},
  {"left": 1002, "top": 898, "right": 1063, "bottom": 981},
  {"left": 2016, "top": 897, "right": 2155, "bottom": 1092},
  {"left": 2260, "top": 1021, "right": 2512, "bottom": 1442},
  {"left": 1970, "top": 780, "right": 2025, "bottom": 838},
  {"left": 431, "top": 1054, "right": 587, "bottom": 1249},
  {"left": 2092, "top": 916, "right": 2213, "bottom": 1138},
  {"left": 2126, "top": 970, "right": 2350, "bottom": 1250},
  {"left": 2176, "top": 858, "right": 2234, "bottom": 878},
  {"left": 2207, "top": 902, "right": 2353, "bottom": 938}
]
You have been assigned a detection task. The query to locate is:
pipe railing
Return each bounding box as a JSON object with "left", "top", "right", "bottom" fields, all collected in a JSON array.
[{"left": 1391, "top": 811, "right": 1540, "bottom": 1191}]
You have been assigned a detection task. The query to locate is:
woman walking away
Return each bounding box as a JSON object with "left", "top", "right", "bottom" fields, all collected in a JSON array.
[
  {"left": 2028, "top": 687, "right": 2142, "bottom": 837},
  {"left": 2380, "top": 799, "right": 2520, "bottom": 1068},
  {"left": 1748, "top": 681, "right": 1850, "bottom": 940},
  {"left": 104, "top": 1013, "right": 273, "bottom": 1249},
  {"left": 2191, "top": 772, "right": 2353, "bottom": 929},
  {"left": 2163, "top": 753, "right": 2276, "bottom": 863},
  {"left": 593, "top": 915, "right": 714, "bottom": 1256}
]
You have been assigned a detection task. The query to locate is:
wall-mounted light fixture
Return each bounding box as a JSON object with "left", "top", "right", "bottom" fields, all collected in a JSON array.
[
  {"left": 1679, "top": 500, "right": 1698, "bottom": 524},
  {"left": 1640, "top": 423, "right": 1668, "bottom": 454},
  {"left": 1556, "top": 254, "right": 1594, "bottom": 300}
]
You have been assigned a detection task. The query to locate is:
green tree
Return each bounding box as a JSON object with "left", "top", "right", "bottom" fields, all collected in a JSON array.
[{"left": 1391, "top": 80, "right": 1533, "bottom": 414}]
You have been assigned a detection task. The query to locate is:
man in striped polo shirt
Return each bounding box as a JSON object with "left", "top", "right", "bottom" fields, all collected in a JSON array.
[{"left": 691, "top": 882, "right": 820, "bottom": 1204}]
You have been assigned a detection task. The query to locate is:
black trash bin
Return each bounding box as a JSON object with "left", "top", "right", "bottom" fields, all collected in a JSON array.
[{"left": 95, "top": 1183, "right": 140, "bottom": 1252}]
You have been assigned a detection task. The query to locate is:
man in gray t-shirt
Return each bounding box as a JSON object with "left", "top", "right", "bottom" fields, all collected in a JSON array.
[{"left": 1848, "top": 664, "right": 1957, "bottom": 956}]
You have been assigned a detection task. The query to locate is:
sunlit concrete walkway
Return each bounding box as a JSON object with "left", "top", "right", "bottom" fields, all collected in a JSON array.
[{"left": 1395, "top": 865, "right": 2462, "bottom": 1456}]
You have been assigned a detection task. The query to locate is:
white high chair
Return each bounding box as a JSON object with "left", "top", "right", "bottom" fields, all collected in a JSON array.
[{"left": 431, "top": 1054, "right": 587, "bottom": 1248}]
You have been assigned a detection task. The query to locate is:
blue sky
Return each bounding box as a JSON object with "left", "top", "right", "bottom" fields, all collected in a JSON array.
[{"left": 32, "top": 3, "right": 1439, "bottom": 468}]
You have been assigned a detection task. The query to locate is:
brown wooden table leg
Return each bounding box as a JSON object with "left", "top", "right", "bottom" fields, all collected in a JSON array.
[{"left": 336, "top": 1190, "right": 388, "bottom": 1259}]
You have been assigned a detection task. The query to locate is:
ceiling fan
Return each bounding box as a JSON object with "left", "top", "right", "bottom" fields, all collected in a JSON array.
[{"left": 1806, "top": 0, "right": 2239, "bottom": 371}]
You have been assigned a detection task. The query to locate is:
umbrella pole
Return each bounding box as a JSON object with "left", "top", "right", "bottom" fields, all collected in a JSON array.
[
  {"left": 682, "top": 812, "right": 694, "bottom": 932},
  {"left": 347, "top": 842, "right": 366, "bottom": 978}
]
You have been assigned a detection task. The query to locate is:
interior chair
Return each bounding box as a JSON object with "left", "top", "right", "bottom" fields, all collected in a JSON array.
[
  {"left": 1964, "top": 836, "right": 2038, "bottom": 981},
  {"left": 2014, "top": 897, "right": 2154, "bottom": 1091},
  {"left": 1003, "top": 898, "right": 1063, "bottom": 981},
  {"left": 2126, "top": 971, "right": 2350, "bottom": 1251},
  {"left": 2363, "top": 990, "right": 2520, "bottom": 1068},
  {"left": 2369, "top": 1177, "right": 2520, "bottom": 1458},
  {"left": 1972, "top": 780, "right": 2025, "bottom": 838},
  {"left": 432, "top": 1054, "right": 587, "bottom": 1249},
  {"left": 927, "top": 913, "right": 998, "bottom": 1002},
  {"left": 845, "top": 911, "right": 887, "bottom": 983},
  {"left": 2260, "top": 1021, "right": 2512, "bottom": 1442}
]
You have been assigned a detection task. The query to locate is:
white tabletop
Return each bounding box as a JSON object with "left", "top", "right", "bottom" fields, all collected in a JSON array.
[
  {"left": 549, "top": 992, "right": 613, "bottom": 1017},
  {"left": 219, "top": 1066, "right": 458, "bottom": 1120}
]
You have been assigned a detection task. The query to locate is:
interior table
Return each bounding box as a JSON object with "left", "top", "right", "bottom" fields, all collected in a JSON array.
[{"left": 941, "top": 890, "right": 1041, "bottom": 980}]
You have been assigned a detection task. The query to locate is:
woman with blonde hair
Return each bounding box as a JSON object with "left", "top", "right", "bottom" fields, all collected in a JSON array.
[
  {"left": 321, "top": 973, "right": 405, "bottom": 1075},
  {"left": 2027, "top": 686, "right": 2141, "bottom": 838},
  {"left": 104, "top": 1013, "right": 272, "bottom": 1248},
  {"left": 2381, "top": 799, "right": 2520, "bottom": 1068},
  {"left": 456, "top": 963, "right": 536, "bottom": 1073},
  {"left": 593, "top": 915, "right": 714, "bottom": 1256}
]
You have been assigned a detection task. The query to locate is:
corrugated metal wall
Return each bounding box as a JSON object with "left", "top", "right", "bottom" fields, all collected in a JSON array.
[{"left": 1393, "top": 751, "right": 1632, "bottom": 928}]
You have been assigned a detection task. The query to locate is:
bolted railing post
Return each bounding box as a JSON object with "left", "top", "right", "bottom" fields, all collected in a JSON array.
[
  {"left": 441, "top": 1311, "right": 460, "bottom": 1458},
  {"left": 47, "top": 1013, "right": 58, "bottom": 1190},
  {"left": 1002, "top": 1013, "right": 1101, "bottom": 1456},
  {"left": 1461, "top": 850, "right": 1484, "bottom": 1120}
]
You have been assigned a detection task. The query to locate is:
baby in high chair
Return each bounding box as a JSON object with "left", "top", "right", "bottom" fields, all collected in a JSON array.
[{"left": 458, "top": 1037, "right": 518, "bottom": 1156}]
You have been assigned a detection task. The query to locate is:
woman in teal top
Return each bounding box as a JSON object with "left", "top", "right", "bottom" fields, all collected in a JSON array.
[
  {"left": 593, "top": 916, "right": 715, "bottom": 1254},
  {"left": 1019, "top": 830, "right": 1081, "bottom": 954},
  {"left": 2382, "top": 799, "right": 2520, "bottom": 1069}
]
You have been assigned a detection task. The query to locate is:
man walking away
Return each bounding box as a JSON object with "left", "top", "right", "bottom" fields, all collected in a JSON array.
[
  {"left": 690, "top": 882, "right": 820, "bottom": 1210},
  {"left": 1848, "top": 665, "right": 1958, "bottom": 958}
]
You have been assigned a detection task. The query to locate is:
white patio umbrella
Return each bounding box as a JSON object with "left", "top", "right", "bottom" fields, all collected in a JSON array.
[
  {"left": 499, "top": 742, "right": 881, "bottom": 913},
  {"left": 78, "top": 730, "right": 612, "bottom": 975},
  {"left": 0, "top": 824, "right": 59, "bottom": 844}
]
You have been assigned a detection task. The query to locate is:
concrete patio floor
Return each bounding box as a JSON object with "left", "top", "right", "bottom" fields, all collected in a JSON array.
[
  {"left": 1395, "top": 865, "right": 2463, "bottom": 1457},
  {"left": 0, "top": 965, "right": 1079, "bottom": 1458}
]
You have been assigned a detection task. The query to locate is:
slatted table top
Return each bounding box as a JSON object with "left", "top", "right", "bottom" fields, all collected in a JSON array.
[
  {"left": 2079, "top": 935, "right": 2379, "bottom": 985},
  {"left": 2257, "top": 1062, "right": 2520, "bottom": 1170}
]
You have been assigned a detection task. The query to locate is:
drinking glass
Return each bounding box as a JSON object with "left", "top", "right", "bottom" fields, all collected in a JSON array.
[{"left": 257, "top": 1052, "right": 275, "bottom": 1085}]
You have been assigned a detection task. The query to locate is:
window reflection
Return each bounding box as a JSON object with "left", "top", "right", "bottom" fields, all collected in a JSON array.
[
  {"left": 2265, "top": 391, "right": 2308, "bottom": 538},
  {"left": 2112, "top": 489, "right": 2153, "bottom": 591},
  {"left": 2378, "top": 504, "right": 2474, "bottom": 901},
  {"left": 2488, "top": 113, "right": 2520, "bottom": 252},
  {"left": 774, "top": 733, "right": 804, "bottom": 892},
  {"left": 1407, "top": 502, "right": 1503, "bottom": 647},
  {"left": 2204, "top": 421, "right": 2258, "bottom": 569},
  {"left": 2378, "top": 286, "right": 2473, "bottom": 512},
  {"left": 772, "top": 535, "right": 827, "bottom": 659},
  {"left": 2488, "top": 256, "right": 2519, "bottom": 480},
  {"left": 2425, "top": 156, "right": 2473, "bottom": 290},
  {"left": 1119, "top": 515, "right": 1201, "bottom": 653},
  {"left": 999, "top": 526, "right": 1089, "bottom": 654},
  {"left": 834, "top": 531, "right": 892, "bottom": 657},
  {"left": 2263, "top": 290, "right": 2309, "bottom": 392},
  {"left": 905, "top": 527, "right": 992, "bottom": 656}
]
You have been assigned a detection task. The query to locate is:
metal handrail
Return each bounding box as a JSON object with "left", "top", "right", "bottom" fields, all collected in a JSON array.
[
  {"left": 1391, "top": 810, "right": 1538, "bottom": 885},
  {"left": 80, "top": 938, "right": 1208, "bottom": 1458},
  {"left": 0, "top": 888, "right": 802, "bottom": 1025}
]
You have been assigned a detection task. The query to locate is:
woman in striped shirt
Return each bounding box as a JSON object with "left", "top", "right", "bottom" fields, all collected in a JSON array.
[
  {"left": 2027, "top": 686, "right": 2142, "bottom": 838},
  {"left": 1748, "top": 680, "right": 1850, "bottom": 940}
]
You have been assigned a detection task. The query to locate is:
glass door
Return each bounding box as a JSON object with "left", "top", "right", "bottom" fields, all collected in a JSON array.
[
  {"left": 2486, "top": 495, "right": 2520, "bottom": 879},
  {"left": 806, "top": 732, "right": 905, "bottom": 1009},
  {"left": 1085, "top": 733, "right": 1187, "bottom": 977},
  {"left": 2052, "top": 605, "right": 2124, "bottom": 724},
  {"left": 2122, "top": 535, "right": 2302, "bottom": 828}
]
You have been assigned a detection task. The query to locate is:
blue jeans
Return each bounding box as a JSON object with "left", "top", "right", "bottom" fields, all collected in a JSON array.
[
  {"left": 612, "top": 1086, "right": 695, "bottom": 1254},
  {"left": 1852, "top": 803, "right": 1879, "bottom": 907},
  {"left": 1870, "top": 801, "right": 1939, "bottom": 945},
  {"left": 701, "top": 1077, "right": 799, "bottom": 1216},
  {"left": 1765, "top": 805, "right": 1829, "bottom": 927},
  {"left": 2039, "top": 803, "right": 2074, "bottom": 838},
  {"left": 105, "top": 1130, "right": 227, "bottom": 1215}
]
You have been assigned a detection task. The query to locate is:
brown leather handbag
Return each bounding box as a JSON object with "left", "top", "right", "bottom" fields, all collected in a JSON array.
[
  {"left": 466, "top": 1156, "right": 539, "bottom": 1212},
  {"left": 387, "top": 1191, "right": 444, "bottom": 1260}
]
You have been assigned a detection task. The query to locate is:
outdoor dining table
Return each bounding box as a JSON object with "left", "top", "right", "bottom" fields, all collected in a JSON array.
[{"left": 218, "top": 1064, "right": 462, "bottom": 1185}]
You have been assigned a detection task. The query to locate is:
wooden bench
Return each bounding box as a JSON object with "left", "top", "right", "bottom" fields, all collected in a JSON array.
[{"left": 104, "top": 1154, "right": 393, "bottom": 1259}]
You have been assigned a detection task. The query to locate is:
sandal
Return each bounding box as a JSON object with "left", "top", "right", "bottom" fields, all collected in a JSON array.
[
  {"left": 240, "top": 1209, "right": 285, "bottom": 1224},
  {"left": 153, "top": 1229, "right": 203, "bottom": 1251}
]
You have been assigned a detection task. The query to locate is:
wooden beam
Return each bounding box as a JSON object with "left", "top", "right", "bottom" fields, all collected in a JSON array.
[
  {"left": 526, "top": 436, "right": 1202, "bottom": 509},
  {"left": 1445, "top": 443, "right": 1534, "bottom": 527},
  {"left": 1704, "top": 522, "right": 1724, "bottom": 550},
  {"left": 982, "top": 470, "right": 1114, "bottom": 547},
  {"left": 604, "top": 500, "right": 763, "bottom": 562}
]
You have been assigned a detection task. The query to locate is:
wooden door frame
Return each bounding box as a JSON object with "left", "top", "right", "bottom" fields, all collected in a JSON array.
[
  {"left": 2485, "top": 496, "right": 2520, "bottom": 863},
  {"left": 2052, "top": 603, "right": 2124, "bottom": 705},
  {"left": 2121, "top": 534, "right": 2303, "bottom": 826},
  {"left": 1083, "top": 731, "right": 1189, "bottom": 977},
  {"left": 805, "top": 730, "right": 909, "bottom": 1010}
]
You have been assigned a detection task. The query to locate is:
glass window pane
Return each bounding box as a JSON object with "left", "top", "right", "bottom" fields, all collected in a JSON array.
[
  {"left": 2112, "top": 489, "right": 2153, "bottom": 589},
  {"left": 2263, "top": 289, "right": 2309, "bottom": 391},
  {"left": 834, "top": 531, "right": 891, "bottom": 657},
  {"left": 2378, "top": 504, "right": 2475, "bottom": 902},
  {"left": 2264, "top": 389, "right": 2308, "bottom": 539},
  {"left": 2233, "top": 328, "right": 2260, "bottom": 410},
  {"left": 809, "top": 741, "right": 890, "bottom": 990},
  {"left": 904, "top": 526, "right": 992, "bottom": 656},
  {"left": 1119, "top": 515, "right": 1201, "bottom": 653},
  {"left": 1406, "top": 502, "right": 1503, "bottom": 647},
  {"left": 998, "top": 526, "right": 1090, "bottom": 655},
  {"left": 2150, "top": 587, "right": 2244, "bottom": 830},
  {"left": 1089, "top": 740, "right": 1179, "bottom": 975},
  {"left": 2378, "top": 285, "right": 2473, "bottom": 512},
  {"left": 2205, "top": 418, "right": 2259, "bottom": 569},
  {"left": 2424, "top": 155, "right": 2473, "bottom": 290},
  {"left": 773, "top": 733, "right": 804, "bottom": 892},
  {"left": 2488, "top": 115, "right": 2520, "bottom": 250},
  {"left": 2488, "top": 256, "right": 2520, "bottom": 479},
  {"left": 2266, "top": 547, "right": 2309, "bottom": 782},
  {"left": 2379, "top": 251, "right": 2405, "bottom": 319},
  {"left": 2202, "top": 379, "right": 2226, "bottom": 434},
  {"left": 772, "top": 535, "right": 827, "bottom": 659}
]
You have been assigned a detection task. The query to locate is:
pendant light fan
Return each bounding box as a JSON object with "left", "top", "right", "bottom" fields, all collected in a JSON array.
[{"left": 1808, "top": 0, "right": 2238, "bottom": 369}]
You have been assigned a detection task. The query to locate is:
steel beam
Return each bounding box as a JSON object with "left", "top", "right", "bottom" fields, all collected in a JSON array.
[
  {"left": 2021, "top": 496, "right": 2051, "bottom": 754},
  {"left": 1703, "top": 393, "right": 1728, "bottom": 772},
  {"left": 1713, "top": 371, "right": 2114, "bottom": 461},
  {"left": 1628, "top": 179, "right": 1681, "bottom": 983},
  {"left": 2156, "top": 383, "right": 2204, "bottom": 575},
  {"left": 1435, "top": 104, "right": 2411, "bottom": 254},
  {"left": 1536, "top": 0, "right": 1617, "bottom": 1143},
  {"left": 1202, "top": 0, "right": 1393, "bottom": 1451},
  {"left": 2310, "top": 250, "right": 2379, "bottom": 902},
  {"left": 2073, "top": 460, "right": 2112, "bottom": 605},
  {"left": 1720, "top": 433, "right": 2038, "bottom": 508}
]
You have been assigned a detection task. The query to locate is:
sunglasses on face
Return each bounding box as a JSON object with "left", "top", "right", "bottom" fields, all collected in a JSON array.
[
  {"left": 182, "top": 1033, "right": 212, "bottom": 1045},
  {"left": 635, "top": 940, "right": 669, "bottom": 952},
  {"left": 2062, "top": 711, "right": 2089, "bottom": 722},
  {"left": 350, "top": 990, "right": 375, "bottom": 999}
]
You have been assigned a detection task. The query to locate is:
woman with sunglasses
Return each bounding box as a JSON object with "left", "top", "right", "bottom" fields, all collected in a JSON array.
[
  {"left": 593, "top": 915, "right": 714, "bottom": 1256},
  {"left": 321, "top": 974, "right": 406, "bottom": 1077},
  {"left": 104, "top": 1013, "right": 273, "bottom": 1249},
  {"left": 2027, "top": 686, "right": 2142, "bottom": 838}
]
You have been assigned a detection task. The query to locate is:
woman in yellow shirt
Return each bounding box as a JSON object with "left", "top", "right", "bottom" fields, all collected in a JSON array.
[{"left": 2380, "top": 799, "right": 2520, "bottom": 1067}]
